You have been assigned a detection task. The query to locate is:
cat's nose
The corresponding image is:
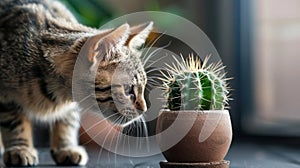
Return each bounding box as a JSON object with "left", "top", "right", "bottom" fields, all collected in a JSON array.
[{"left": 135, "top": 100, "right": 147, "bottom": 114}]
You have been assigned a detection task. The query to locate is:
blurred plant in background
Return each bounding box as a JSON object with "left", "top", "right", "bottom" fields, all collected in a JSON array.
[
  {"left": 59, "top": 0, "right": 113, "bottom": 27},
  {"left": 59, "top": 0, "right": 186, "bottom": 28}
]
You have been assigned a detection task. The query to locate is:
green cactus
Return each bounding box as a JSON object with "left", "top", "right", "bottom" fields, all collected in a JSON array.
[{"left": 162, "top": 54, "right": 230, "bottom": 111}]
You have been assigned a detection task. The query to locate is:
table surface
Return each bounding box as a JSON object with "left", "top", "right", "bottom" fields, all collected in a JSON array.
[{"left": 1, "top": 140, "right": 300, "bottom": 168}]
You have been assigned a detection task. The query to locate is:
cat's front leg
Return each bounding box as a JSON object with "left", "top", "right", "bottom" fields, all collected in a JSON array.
[
  {"left": 0, "top": 112, "right": 38, "bottom": 167},
  {"left": 50, "top": 111, "right": 88, "bottom": 166}
]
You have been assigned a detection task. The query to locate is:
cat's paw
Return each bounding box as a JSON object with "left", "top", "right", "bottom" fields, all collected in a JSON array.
[
  {"left": 51, "top": 146, "right": 88, "bottom": 166},
  {"left": 4, "top": 146, "right": 38, "bottom": 166}
]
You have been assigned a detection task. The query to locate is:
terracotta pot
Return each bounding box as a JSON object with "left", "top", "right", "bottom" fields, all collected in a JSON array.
[{"left": 156, "top": 110, "right": 232, "bottom": 163}]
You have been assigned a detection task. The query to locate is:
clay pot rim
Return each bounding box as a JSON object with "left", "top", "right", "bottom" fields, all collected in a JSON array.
[
  {"left": 160, "top": 160, "right": 230, "bottom": 166},
  {"left": 160, "top": 109, "right": 229, "bottom": 114}
]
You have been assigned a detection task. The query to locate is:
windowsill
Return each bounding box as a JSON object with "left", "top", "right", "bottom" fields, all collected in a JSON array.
[{"left": 1, "top": 138, "right": 300, "bottom": 167}]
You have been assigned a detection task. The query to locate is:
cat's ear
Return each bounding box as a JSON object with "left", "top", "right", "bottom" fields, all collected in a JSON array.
[
  {"left": 86, "top": 23, "right": 130, "bottom": 63},
  {"left": 128, "top": 21, "right": 153, "bottom": 50}
]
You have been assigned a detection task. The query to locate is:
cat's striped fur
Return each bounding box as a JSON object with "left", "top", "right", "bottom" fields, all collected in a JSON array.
[{"left": 0, "top": 0, "right": 151, "bottom": 166}]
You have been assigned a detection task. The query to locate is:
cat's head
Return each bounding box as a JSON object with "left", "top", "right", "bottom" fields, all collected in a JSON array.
[{"left": 76, "top": 22, "right": 152, "bottom": 125}]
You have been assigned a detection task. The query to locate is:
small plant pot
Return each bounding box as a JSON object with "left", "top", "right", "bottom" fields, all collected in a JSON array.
[{"left": 156, "top": 110, "right": 232, "bottom": 168}]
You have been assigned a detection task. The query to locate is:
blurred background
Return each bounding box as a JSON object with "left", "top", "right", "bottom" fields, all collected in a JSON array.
[{"left": 33, "top": 0, "right": 300, "bottom": 146}]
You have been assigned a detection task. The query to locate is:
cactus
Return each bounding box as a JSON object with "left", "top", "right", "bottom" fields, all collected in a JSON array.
[{"left": 162, "top": 54, "right": 230, "bottom": 111}]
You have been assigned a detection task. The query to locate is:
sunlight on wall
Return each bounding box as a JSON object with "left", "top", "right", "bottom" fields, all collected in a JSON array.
[{"left": 252, "top": 0, "right": 300, "bottom": 121}]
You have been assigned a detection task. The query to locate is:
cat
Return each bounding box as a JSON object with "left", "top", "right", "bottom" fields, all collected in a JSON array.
[{"left": 0, "top": 0, "right": 151, "bottom": 166}]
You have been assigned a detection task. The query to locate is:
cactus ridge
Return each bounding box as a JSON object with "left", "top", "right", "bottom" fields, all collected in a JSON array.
[{"left": 162, "top": 54, "right": 230, "bottom": 111}]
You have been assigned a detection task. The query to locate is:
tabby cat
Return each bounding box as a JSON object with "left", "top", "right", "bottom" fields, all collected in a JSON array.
[{"left": 0, "top": 0, "right": 150, "bottom": 166}]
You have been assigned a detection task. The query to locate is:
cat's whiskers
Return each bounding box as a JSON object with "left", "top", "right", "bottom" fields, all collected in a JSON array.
[
  {"left": 145, "top": 87, "right": 152, "bottom": 93},
  {"left": 107, "top": 116, "right": 123, "bottom": 164},
  {"left": 139, "top": 119, "right": 143, "bottom": 149},
  {"left": 144, "top": 53, "right": 170, "bottom": 91},
  {"left": 96, "top": 115, "right": 123, "bottom": 165},
  {"left": 140, "top": 119, "right": 145, "bottom": 149},
  {"left": 121, "top": 113, "right": 143, "bottom": 128},
  {"left": 121, "top": 118, "right": 127, "bottom": 155},
  {"left": 78, "top": 101, "right": 98, "bottom": 114},
  {"left": 146, "top": 74, "right": 164, "bottom": 88},
  {"left": 147, "top": 79, "right": 162, "bottom": 85},
  {"left": 146, "top": 80, "right": 161, "bottom": 89},
  {"left": 143, "top": 47, "right": 164, "bottom": 67},
  {"left": 77, "top": 94, "right": 93, "bottom": 104},
  {"left": 146, "top": 67, "right": 166, "bottom": 74},
  {"left": 142, "top": 116, "right": 150, "bottom": 152},
  {"left": 79, "top": 113, "right": 120, "bottom": 146},
  {"left": 144, "top": 44, "right": 170, "bottom": 69},
  {"left": 113, "top": 117, "right": 124, "bottom": 167},
  {"left": 141, "top": 32, "right": 166, "bottom": 65},
  {"left": 79, "top": 112, "right": 119, "bottom": 137},
  {"left": 143, "top": 46, "right": 170, "bottom": 72},
  {"left": 147, "top": 77, "right": 162, "bottom": 84}
]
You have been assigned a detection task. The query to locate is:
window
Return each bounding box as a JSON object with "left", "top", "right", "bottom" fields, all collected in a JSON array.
[{"left": 241, "top": 0, "right": 300, "bottom": 135}]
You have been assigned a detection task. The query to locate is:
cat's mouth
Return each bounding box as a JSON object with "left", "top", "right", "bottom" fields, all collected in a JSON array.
[{"left": 120, "top": 111, "right": 143, "bottom": 128}]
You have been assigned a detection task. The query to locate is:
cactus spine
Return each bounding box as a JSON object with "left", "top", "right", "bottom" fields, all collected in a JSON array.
[{"left": 162, "top": 54, "right": 230, "bottom": 111}]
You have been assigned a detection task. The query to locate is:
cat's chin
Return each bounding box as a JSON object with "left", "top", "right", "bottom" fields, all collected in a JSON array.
[
  {"left": 102, "top": 109, "right": 142, "bottom": 127},
  {"left": 120, "top": 114, "right": 143, "bottom": 128}
]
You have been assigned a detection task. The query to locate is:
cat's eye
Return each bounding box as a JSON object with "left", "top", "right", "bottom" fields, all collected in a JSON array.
[
  {"left": 124, "top": 85, "right": 136, "bottom": 102},
  {"left": 124, "top": 85, "right": 130, "bottom": 94}
]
